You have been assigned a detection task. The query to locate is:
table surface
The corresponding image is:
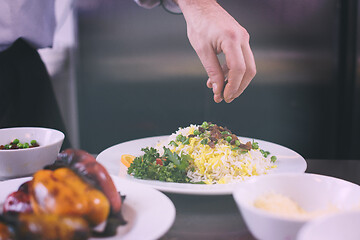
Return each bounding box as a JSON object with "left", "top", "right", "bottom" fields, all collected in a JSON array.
[{"left": 160, "top": 159, "right": 360, "bottom": 240}]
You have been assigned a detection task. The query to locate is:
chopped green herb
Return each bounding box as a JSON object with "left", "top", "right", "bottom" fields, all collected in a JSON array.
[
  {"left": 176, "top": 134, "right": 190, "bottom": 145},
  {"left": 169, "top": 140, "right": 178, "bottom": 147},
  {"left": 176, "top": 134, "right": 185, "bottom": 142},
  {"left": 192, "top": 181, "right": 206, "bottom": 184},
  {"left": 271, "top": 156, "right": 277, "bottom": 163},
  {"left": 127, "top": 147, "right": 192, "bottom": 183},
  {"left": 183, "top": 138, "right": 190, "bottom": 145},
  {"left": 201, "top": 138, "right": 208, "bottom": 145}
]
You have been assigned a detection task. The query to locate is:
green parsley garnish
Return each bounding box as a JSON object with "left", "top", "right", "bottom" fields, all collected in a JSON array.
[
  {"left": 201, "top": 138, "right": 208, "bottom": 145},
  {"left": 127, "top": 147, "right": 192, "bottom": 183}
]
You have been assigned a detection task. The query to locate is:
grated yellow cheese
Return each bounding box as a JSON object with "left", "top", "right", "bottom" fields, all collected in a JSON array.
[{"left": 254, "top": 193, "right": 339, "bottom": 219}]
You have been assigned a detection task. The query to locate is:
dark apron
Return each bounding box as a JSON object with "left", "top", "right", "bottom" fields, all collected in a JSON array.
[{"left": 0, "top": 38, "right": 71, "bottom": 149}]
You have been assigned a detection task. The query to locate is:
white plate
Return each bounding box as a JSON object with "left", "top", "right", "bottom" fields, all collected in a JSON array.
[
  {"left": 97, "top": 136, "right": 307, "bottom": 195},
  {"left": 0, "top": 175, "right": 176, "bottom": 240}
]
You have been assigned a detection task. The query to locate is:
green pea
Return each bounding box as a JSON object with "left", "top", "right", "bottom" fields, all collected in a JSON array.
[
  {"left": 201, "top": 121, "right": 209, "bottom": 129},
  {"left": 264, "top": 151, "right": 270, "bottom": 157},
  {"left": 23, "top": 142, "right": 30, "bottom": 148},
  {"left": 193, "top": 129, "right": 200, "bottom": 135},
  {"left": 235, "top": 140, "right": 240, "bottom": 146},
  {"left": 226, "top": 136, "right": 232, "bottom": 142},
  {"left": 17, "top": 143, "right": 23, "bottom": 148},
  {"left": 12, "top": 139, "right": 19, "bottom": 144},
  {"left": 30, "top": 140, "right": 37, "bottom": 145},
  {"left": 4, "top": 144, "right": 10, "bottom": 149},
  {"left": 222, "top": 131, "right": 230, "bottom": 135}
]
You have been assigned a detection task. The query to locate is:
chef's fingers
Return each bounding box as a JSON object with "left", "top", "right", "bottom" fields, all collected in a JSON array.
[
  {"left": 222, "top": 41, "right": 246, "bottom": 103},
  {"left": 207, "top": 63, "right": 229, "bottom": 88},
  {"left": 198, "top": 46, "right": 225, "bottom": 103},
  {"left": 233, "top": 42, "right": 256, "bottom": 99}
]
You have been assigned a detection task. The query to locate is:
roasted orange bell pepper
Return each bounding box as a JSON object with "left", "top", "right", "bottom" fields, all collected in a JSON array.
[{"left": 29, "top": 168, "right": 110, "bottom": 226}]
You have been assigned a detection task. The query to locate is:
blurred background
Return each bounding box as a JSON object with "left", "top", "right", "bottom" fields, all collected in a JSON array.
[{"left": 41, "top": 0, "right": 360, "bottom": 159}]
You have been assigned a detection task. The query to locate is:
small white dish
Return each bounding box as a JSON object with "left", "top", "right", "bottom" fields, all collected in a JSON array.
[
  {"left": 233, "top": 173, "right": 360, "bottom": 240},
  {"left": 0, "top": 127, "right": 64, "bottom": 179},
  {"left": 97, "top": 135, "right": 307, "bottom": 195},
  {"left": 297, "top": 211, "right": 360, "bottom": 240}
]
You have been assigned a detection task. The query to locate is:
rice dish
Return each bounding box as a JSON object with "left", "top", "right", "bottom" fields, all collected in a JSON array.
[{"left": 155, "top": 123, "right": 277, "bottom": 184}]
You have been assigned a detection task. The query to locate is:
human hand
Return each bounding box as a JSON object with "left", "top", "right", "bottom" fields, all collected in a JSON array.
[{"left": 176, "top": 0, "right": 256, "bottom": 103}]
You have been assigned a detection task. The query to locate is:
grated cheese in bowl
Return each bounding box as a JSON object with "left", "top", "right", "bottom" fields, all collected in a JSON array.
[{"left": 254, "top": 192, "right": 339, "bottom": 219}]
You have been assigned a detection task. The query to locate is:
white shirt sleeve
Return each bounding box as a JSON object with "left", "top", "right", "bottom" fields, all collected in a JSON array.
[
  {"left": 134, "top": 0, "right": 181, "bottom": 14},
  {"left": 0, "top": 0, "right": 56, "bottom": 51}
]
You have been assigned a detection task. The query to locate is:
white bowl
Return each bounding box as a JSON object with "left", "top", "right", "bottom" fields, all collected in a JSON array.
[
  {"left": 233, "top": 173, "right": 360, "bottom": 240},
  {"left": 0, "top": 127, "right": 64, "bottom": 179},
  {"left": 297, "top": 211, "right": 360, "bottom": 240}
]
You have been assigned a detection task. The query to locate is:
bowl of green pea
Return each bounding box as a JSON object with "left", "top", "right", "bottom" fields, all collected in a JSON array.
[{"left": 0, "top": 127, "right": 64, "bottom": 179}]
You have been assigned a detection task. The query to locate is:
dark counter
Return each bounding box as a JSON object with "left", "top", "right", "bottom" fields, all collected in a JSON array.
[{"left": 161, "top": 159, "right": 360, "bottom": 240}]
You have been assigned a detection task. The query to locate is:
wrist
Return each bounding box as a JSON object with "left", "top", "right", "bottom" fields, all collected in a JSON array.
[
  {"left": 175, "top": 0, "right": 219, "bottom": 17},
  {"left": 175, "top": 0, "right": 218, "bottom": 9}
]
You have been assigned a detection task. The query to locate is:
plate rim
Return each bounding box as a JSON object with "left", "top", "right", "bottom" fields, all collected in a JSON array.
[{"left": 96, "top": 135, "right": 307, "bottom": 195}]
